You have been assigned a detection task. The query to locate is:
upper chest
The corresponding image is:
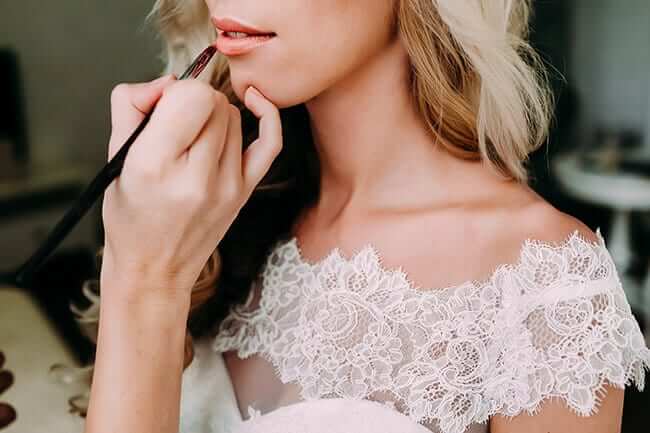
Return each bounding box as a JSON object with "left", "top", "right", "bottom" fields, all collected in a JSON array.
[{"left": 287, "top": 205, "right": 529, "bottom": 293}]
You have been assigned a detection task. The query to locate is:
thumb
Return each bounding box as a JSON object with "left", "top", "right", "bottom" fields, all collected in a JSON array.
[{"left": 107, "top": 74, "right": 176, "bottom": 160}]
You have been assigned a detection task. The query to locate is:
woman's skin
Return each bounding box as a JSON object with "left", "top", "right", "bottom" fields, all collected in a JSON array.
[{"left": 84, "top": 1, "right": 625, "bottom": 432}]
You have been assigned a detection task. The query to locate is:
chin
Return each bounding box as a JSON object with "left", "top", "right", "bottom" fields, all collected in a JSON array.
[{"left": 230, "top": 74, "right": 320, "bottom": 110}]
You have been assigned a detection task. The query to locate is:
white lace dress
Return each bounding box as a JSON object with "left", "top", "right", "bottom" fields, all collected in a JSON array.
[{"left": 179, "top": 228, "right": 650, "bottom": 433}]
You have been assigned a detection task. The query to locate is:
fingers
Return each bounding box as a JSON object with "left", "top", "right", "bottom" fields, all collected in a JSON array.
[
  {"left": 217, "top": 104, "right": 243, "bottom": 186},
  {"left": 185, "top": 97, "right": 231, "bottom": 183},
  {"left": 108, "top": 74, "right": 176, "bottom": 160},
  {"left": 241, "top": 86, "right": 283, "bottom": 195},
  {"left": 133, "top": 79, "right": 219, "bottom": 165}
]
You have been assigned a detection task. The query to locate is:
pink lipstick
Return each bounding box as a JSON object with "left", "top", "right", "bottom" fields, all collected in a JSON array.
[{"left": 212, "top": 16, "right": 276, "bottom": 56}]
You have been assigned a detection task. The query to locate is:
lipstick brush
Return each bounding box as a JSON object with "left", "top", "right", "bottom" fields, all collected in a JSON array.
[{"left": 0, "top": 44, "right": 219, "bottom": 289}]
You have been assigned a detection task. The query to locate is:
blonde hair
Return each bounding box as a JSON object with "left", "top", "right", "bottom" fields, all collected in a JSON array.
[{"left": 58, "top": 0, "right": 553, "bottom": 417}]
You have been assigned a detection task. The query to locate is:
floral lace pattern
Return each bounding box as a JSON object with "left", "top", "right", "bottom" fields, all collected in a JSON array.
[{"left": 212, "top": 228, "right": 650, "bottom": 433}]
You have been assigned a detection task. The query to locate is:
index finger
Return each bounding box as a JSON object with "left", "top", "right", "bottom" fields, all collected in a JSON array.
[
  {"left": 107, "top": 75, "right": 176, "bottom": 160},
  {"left": 131, "top": 79, "right": 218, "bottom": 165},
  {"left": 240, "top": 87, "right": 283, "bottom": 194}
]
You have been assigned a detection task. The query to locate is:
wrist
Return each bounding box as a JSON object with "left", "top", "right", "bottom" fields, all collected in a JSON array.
[
  {"left": 99, "top": 270, "right": 192, "bottom": 318},
  {"left": 99, "top": 252, "right": 195, "bottom": 307}
]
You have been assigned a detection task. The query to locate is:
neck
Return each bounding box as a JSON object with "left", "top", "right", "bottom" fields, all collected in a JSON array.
[{"left": 304, "top": 38, "right": 491, "bottom": 217}]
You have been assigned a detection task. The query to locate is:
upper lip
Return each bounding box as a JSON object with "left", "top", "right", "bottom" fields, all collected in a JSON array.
[{"left": 211, "top": 17, "right": 275, "bottom": 36}]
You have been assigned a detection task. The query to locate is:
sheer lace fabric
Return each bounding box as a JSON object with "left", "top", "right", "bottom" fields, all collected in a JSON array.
[{"left": 211, "top": 228, "right": 650, "bottom": 433}]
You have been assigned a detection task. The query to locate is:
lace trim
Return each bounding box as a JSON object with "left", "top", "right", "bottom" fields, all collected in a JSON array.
[
  {"left": 213, "top": 227, "right": 650, "bottom": 433},
  {"left": 286, "top": 228, "right": 607, "bottom": 296}
]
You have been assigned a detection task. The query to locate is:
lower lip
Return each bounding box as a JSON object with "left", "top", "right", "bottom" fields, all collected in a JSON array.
[{"left": 215, "top": 32, "right": 276, "bottom": 56}]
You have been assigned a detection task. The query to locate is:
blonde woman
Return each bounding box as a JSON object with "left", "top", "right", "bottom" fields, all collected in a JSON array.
[{"left": 78, "top": 1, "right": 650, "bottom": 433}]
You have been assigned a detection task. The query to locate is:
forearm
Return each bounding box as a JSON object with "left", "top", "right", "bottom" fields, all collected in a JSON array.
[{"left": 84, "top": 277, "right": 191, "bottom": 433}]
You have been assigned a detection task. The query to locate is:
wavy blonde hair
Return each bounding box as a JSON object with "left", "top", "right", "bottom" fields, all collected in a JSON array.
[{"left": 56, "top": 0, "right": 552, "bottom": 417}]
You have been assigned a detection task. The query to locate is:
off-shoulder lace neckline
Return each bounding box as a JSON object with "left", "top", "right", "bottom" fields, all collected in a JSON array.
[
  {"left": 273, "top": 227, "right": 607, "bottom": 295},
  {"left": 213, "top": 224, "right": 650, "bottom": 433}
]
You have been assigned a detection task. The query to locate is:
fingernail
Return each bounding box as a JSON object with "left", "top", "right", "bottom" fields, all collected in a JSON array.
[{"left": 248, "top": 86, "right": 262, "bottom": 97}]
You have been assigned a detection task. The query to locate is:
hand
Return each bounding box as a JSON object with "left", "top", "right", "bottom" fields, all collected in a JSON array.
[{"left": 101, "top": 76, "right": 282, "bottom": 299}]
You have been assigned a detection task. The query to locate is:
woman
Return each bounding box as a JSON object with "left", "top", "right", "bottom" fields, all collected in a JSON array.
[{"left": 78, "top": 0, "right": 650, "bottom": 432}]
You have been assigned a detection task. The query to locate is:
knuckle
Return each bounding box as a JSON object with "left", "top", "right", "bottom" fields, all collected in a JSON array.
[
  {"left": 175, "top": 183, "right": 208, "bottom": 207},
  {"left": 110, "top": 83, "right": 130, "bottom": 106},
  {"left": 162, "top": 80, "right": 217, "bottom": 114},
  {"left": 177, "top": 80, "right": 214, "bottom": 103},
  {"left": 130, "top": 157, "right": 163, "bottom": 181},
  {"left": 221, "top": 180, "right": 242, "bottom": 202}
]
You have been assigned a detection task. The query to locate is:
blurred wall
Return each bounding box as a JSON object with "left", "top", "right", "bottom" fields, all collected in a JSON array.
[
  {"left": 0, "top": 1, "right": 164, "bottom": 169},
  {"left": 569, "top": 0, "right": 650, "bottom": 151}
]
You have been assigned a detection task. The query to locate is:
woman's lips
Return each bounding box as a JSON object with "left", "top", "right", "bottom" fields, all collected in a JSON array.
[
  {"left": 212, "top": 16, "right": 276, "bottom": 56},
  {"left": 215, "top": 31, "right": 275, "bottom": 56}
]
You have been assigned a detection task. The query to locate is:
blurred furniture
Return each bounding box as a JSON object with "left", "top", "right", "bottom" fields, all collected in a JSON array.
[
  {"left": 553, "top": 151, "right": 650, "bottom": 318},
  {"left": 0, "top": 162, "right": 101, "bottom": 363},
  {"left": 0, "top": 161, "right": 98, "bottom": 276},
  {"left": 0, "top": 48, "right": 29, "bottom": 182},
  {"left": 0, "top": 285, "right": 86, "bottom": 432},
  {"left": 0, "top": 162, "right": 98, "bottom": 267}
]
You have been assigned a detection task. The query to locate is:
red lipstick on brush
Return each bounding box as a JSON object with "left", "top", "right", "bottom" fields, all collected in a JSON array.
[{"left": 181, "top": 44, "right": 218, "bottom": 79}]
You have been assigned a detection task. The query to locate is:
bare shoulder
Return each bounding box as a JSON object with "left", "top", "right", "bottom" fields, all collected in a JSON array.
[
  {"left": 478, "top": 184, "right": 601, "bottom": 266},
  {"left": 380, "top": 182, "right": 603, "bottom": 289},
  {"left": 513, "top": 194, "right": 599, "bottom": 244}
]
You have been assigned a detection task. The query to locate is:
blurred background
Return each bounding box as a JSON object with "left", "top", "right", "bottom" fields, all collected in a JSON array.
[{"left": 0, "top": 0, "right": 649, "bottom": 432}]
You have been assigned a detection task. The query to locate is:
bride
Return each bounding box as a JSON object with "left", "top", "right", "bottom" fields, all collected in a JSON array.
[{"left": 78, "top": 0, "right": 650, "bottom": 432}]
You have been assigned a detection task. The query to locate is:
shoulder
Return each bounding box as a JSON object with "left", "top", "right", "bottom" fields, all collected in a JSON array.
[
  {"left": 507, "top": 195, "right": 599, "bottom": 245},
  {"left": 485, "top": 201, "right": 630, "bottom": 433},
  {"left": 467, "top": 186, "right": 620, "bottom": 309},
  {"left": 456, "top": 189, "right": 650, "bottom": 433},
  {"left": 383, "top": 184, "right": 604, "bottom": 291},
  {"left": 476, "top": 185, "right": 602, "bottom": 270},
  {"left": 475, "top": 189, "right": 647, "bottom": 433}
]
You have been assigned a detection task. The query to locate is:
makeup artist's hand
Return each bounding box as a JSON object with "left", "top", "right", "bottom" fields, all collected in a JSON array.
[{"left": 101, "top": 75, "right": 282, "bottom": 300}]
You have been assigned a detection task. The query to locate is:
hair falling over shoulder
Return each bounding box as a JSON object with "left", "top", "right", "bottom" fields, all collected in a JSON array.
[{"left": 56, "top": 0, "right": 554, "bottom": 416}]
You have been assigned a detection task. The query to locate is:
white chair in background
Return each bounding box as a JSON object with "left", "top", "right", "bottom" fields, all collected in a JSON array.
[{"left": 553, "top": 151, "right": 650, "bottom": 325}]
